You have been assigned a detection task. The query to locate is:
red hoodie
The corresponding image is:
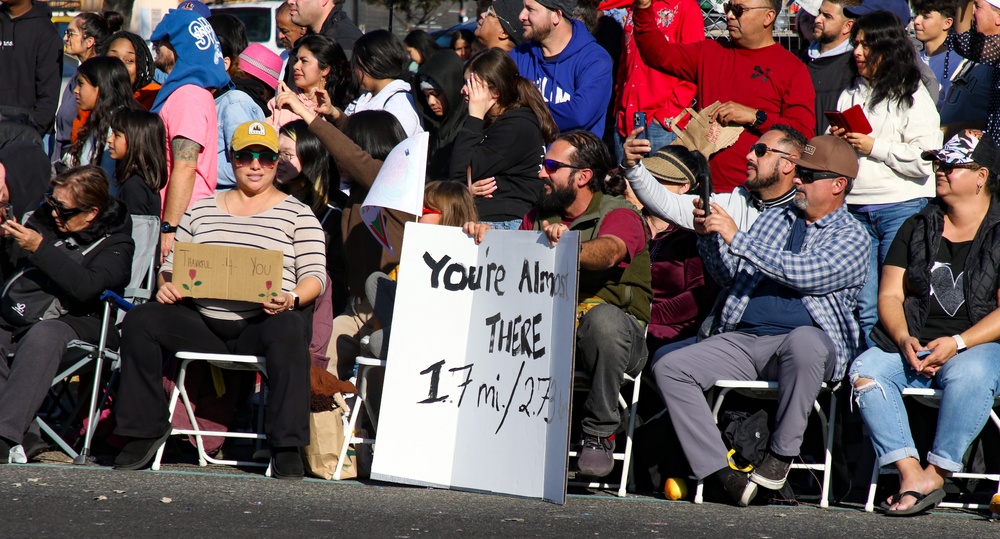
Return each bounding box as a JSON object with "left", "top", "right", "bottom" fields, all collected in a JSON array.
[
  {"left": 633, "top": 5, "right": 816, "bottom": 193},
  {"left": 611, "top": 0, "right": 704, "bottom": 138}
]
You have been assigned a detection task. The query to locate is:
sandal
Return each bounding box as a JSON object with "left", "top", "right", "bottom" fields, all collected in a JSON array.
[{"left": 884, "top": 489, "right": 945, "bottom": 517}]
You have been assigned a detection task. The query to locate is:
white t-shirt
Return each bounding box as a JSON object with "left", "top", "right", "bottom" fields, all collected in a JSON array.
[{"left": 344, "top": 78, "right": 423, "bottom": 137}]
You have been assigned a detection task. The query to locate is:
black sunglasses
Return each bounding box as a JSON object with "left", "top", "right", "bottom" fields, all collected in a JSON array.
[
  {"left": 543, "top": 159, "right": 585, "bottom": 174},
  {"left": 723, "top": 2, "right": 773, "bottom": 18},
  {"left": 45, "top": 192, "right": 85, "bottom": 221},
  {"left": 796, "top": 166, "right": 842, "bottom": 184},
  {"left": 932, "top": 161, "right": 980, "bottom": 174},
  {"left": 751, "top": 143, "right": 791, "bottom": 158},
  {"left": 232, "top": 150, "right": 279, "bottom": 168}
]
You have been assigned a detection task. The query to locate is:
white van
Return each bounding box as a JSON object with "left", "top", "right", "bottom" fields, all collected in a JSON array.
[{"left": 209, "top": 1, "right": 284, "bottom": 57}]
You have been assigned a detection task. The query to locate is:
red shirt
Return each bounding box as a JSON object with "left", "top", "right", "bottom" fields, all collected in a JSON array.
[
  {"left": 613, "top": 0, "right": 704, "bottom": 137},
  {"left": 634, "top": 6, "right": 816, "bottom": 193}
]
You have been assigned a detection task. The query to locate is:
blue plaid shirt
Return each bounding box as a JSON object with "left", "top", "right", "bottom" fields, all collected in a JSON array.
[{"left": 698, "top": 203, "right": 871, "bottom": 380}]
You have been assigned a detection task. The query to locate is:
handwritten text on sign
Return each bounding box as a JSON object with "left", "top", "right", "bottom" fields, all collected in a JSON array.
[
  {"left": 172, "top": 242, "right": 284, "bottom": 303},
  {"left": 371, "top": 224, "right": 579, "bottom": 504}
]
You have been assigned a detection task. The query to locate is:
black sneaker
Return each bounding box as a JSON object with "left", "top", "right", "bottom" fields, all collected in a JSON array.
[
  {"left": 750, "top": 453, "right": 791, "bottom": 490},
  {"left": 722, "top": 470, "right": 758, "bottom": 507},
  {"left": 577, "top": 434, "right": 615, "bottom": 478}
]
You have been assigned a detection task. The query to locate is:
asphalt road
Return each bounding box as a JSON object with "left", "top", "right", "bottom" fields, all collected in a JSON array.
[{"left": 1, "top": 460, "right": 997, "bottom": 538}]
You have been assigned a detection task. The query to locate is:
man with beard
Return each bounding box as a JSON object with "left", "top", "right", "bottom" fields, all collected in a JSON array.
[
  {"left": 802, "top": 0, "right": 859, "bottom": 135},
  {"left": 655, "top": 135, "right": 869, "bottom": 506},
  {"left": 464, "top": 131, "right": 651, "bottom": 479},
  {"left": 622, "top": 124, "right": 806, "bottom": 232}
]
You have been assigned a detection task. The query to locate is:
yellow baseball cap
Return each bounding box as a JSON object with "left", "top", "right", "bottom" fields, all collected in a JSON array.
[{"left": 231, "top": 121, "right": 279, "bottom": 152}]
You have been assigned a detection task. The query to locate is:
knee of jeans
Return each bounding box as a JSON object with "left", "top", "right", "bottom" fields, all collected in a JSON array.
[
  {"left": 848, "top": 368, "right": 885, "bottom": 410},
  {"left": 577, "top": 304, "right": 621, "bottom": 344}
]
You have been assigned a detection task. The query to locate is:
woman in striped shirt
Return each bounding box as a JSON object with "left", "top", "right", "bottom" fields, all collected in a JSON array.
[{"left": 112, "top": 121, "right": 326, "bottom": 479}]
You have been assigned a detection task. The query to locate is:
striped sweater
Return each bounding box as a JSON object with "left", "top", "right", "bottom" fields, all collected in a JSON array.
[{"left": 163, "top": 194, "right": 327, "bottom": 321}]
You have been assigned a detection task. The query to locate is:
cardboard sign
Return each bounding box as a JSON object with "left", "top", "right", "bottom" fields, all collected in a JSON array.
[
  {"left": 371, "top": 223, "right": 579, "bottom": 504},
  {"left": 172, "top": 242, "right": 284, "bottom": 303}
]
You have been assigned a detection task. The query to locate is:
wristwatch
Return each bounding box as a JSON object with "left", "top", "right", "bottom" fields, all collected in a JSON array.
[
  {"left": 161, "top": 222, "right": 178, "bottom": 234},
  {"left": 952, "top": 334, "right": 967, "bottom": 351},
  {"left": 287, "top": 290, "right": 300, "bottom": 310},
  {"left": 751, "top": 109, "right": 767, "bottom": 129}
]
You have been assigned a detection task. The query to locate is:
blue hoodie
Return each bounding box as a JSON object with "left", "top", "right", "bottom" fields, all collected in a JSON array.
[
  {"left": 510, "top": 18, "right": 613, "bottom": 137},
  {"left": 150, "top": 9, "right": 229, "bottom": 112}
]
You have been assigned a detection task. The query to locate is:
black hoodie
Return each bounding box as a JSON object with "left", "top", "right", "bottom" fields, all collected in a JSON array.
[
  {"left": 0, "top": 1, "right": 63, "bottom": 134},
  {"left": 449, "top": 107, "right": 545, "bottom": 222},
  {"left": 414, "top": 51, "right": 467, "bottom": 182}
]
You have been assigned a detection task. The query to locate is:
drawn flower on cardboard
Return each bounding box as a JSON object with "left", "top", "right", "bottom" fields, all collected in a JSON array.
[
  {"left": 182, "top": 269, "right": 203, "bottom": 290},
  {"left": 259, "top": 279, "right": 278, "bottom": 298}
]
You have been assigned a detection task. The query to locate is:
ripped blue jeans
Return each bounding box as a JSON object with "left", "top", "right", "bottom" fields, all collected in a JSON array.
[{"left": 849, "top": 343, "right": 1000, "bottom": 472}]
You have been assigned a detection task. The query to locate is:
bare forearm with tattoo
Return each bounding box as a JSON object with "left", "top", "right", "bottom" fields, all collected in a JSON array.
[{"left": 164, "top": 136, "right": 201, "bottom": 227}]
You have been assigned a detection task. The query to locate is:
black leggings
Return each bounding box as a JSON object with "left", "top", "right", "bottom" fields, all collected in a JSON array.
[{"left": 114, "top": 301, "right": 310, "bottom": 447}]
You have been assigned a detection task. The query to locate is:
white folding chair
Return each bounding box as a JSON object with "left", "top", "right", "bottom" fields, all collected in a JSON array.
[
  {"left": 151, "top": 352, "right": 271, "bottom": 475},
  {"left": 568, "top": 370, "right": 643, "bottom": 497},
  {"left": 35, "top": 215, "right": 160, "bottom": 463},
  {"left": 334, "top": 356, "right": 386, "bottom": 480},
  {"left": 864, "top": 388, "right": 1000, "bottom": 512},
  {"left": 691, "top": 381, "right": 839, "bottom": 508}
]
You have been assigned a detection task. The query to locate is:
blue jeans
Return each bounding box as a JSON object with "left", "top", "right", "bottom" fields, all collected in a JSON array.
[
  {"left": 850, "top": 199, "right": 927, "bottom": 347},
  {"left": 481, "top": 218, "right": 522, "bottom": 230},
  {"left": 613, "top": 120, "right": 678, "bottom": 166},
  {"left": 849, "top": 343, "right": 1000, "bottom": 472}
]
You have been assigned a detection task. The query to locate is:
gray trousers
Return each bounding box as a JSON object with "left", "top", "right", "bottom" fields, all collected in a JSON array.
[
  {"left": 577, "top": 304, "right": 648, "bottom": 438},
  {"left": 653, "top": 326, "right": 836, "bottom": 479},
  {"left": 0, "top": 320, "right": 78, "bottom": 444}
]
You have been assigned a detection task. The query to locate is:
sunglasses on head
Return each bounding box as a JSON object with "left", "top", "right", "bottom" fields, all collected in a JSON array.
[
  {"left": 45, "top": 192, "right": 85, "bottom": 221},
  {"left": 723, "top": 1, "right": 773, "bottom": 18},
  {"left": 232, "top": 150, "right": 279, "bottom": 168},
  {"left": 422, "top": 206, "right": 442, "bottom": 216},
  {"left": 796, "top": 166, "right": 842, "bottom": 184},
  {"left": 543, "top": 159, "right": 584, "bottom": 174},
  {"left": 751, "top": 143, "right": 791, "bottom": 158}
]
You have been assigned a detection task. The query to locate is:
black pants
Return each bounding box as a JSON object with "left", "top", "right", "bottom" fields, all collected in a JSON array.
[
  {"left": 0, "top": 320, "right": 78, "bottom": 444},
  {"left": 114, "top": 302, "right": 310, "bottom": 447}
]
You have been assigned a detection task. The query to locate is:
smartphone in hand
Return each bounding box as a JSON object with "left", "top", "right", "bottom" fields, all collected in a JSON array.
[
  {"left": 0, "top": 202, "right": 13, "bottom": 224},
  {"left": 698, "top": 172, "right": 712, "bottom": 217},
  {"left": 634, "top": 112, "right": 648, "bottom": 140}
]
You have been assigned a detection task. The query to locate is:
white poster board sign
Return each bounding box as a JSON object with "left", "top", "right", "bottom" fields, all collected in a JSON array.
[
  {"left": 360, "top": 132, "right": 428, "bottom": 255},
  {"left": 371, "top": 223, "right": 579, "bottom": 504}
]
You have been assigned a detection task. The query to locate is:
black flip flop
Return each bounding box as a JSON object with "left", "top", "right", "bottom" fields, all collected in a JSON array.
[{"left": 885, "top": 489, "right": 945, "bottom": 517}]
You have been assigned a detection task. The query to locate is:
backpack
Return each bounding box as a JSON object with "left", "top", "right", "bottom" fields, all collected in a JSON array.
[
  {"left": 719, "top": 409, "right": 770, "bottom": 471},
  {"left": 0, "top": 236, "right": 107, "bottom": 328}
]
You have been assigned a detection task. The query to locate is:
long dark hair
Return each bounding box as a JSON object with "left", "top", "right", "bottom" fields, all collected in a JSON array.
[
  {"left": 75, "top": 11, "right": 124, "bottom": 51},
  {"left": 100, "top": 31, "right": 156, "bottom": 91},
  {"left": 466, "top": 48, "right": 558, "bottom": 144},
  {"left": 70, "top": 56, "right": 141, "bottom": 166},
  {"left": 279, "top": 120, "right": 331, "bottom": 215},
  {"left": 344, "top": 110, "right": 406, "bottom": 161},
  {"left": 404, "top": 30, "right": 441, "bottom": 65},
  {"left": 850, "top": 12, "right": 921, "bottom": 110},
  {"left": 351, "top": 30, "right": 409, "bottom": 82},
  {"left": 109, "top": 109, "right": 167, "bottom": 192},
  {"left": 293, "top": 34, "right": 356, "bottom": 106}
]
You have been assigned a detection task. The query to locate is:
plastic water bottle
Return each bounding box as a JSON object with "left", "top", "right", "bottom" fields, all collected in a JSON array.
[{"left": 775, "top": 7, "right": 789, "bottom": 33}]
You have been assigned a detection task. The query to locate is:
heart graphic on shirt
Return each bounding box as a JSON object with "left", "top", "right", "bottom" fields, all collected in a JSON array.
[{"left": 930, "top": 262, "right": 965, "bottom": 317}]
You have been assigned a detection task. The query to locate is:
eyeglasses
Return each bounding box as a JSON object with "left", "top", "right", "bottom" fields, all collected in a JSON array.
[
  {"left": 796, "top": 166, "right": 843, "bottom": 184},
  {"left": 64, "top": 29, "right": 80, "bottom": 38},
  {"left": 723, "top": 2, "right": 773, "bottom": 18},
  {"left": 932, "top": 161, "right": 981, "bottom": 174},
  {"left": 422, "top": 206, "right": 442, "bottom": 216},
  {"left": 45, "top": 192, "right": 85, "bottom": 221},
  {"left": 543, "top": 159, "right": 585, "bottom": 174},
  {"left": 751, "top": 143, "right": 791, "bottom": 158},
  {"left": 278, "top": 151, "right": 297, "bottom": 162},
  {"left": 233, "top": 150, "right": 279, "bottom": 168}
]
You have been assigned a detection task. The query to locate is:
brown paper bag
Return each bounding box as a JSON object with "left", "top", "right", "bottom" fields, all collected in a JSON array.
[{"left": 303, "top": 408, "right": 357, "bottom": 480}]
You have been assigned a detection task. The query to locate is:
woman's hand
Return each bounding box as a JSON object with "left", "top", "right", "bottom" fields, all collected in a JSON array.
[
  {"left": 465, "top": 73, "right": 497, "bottom": 120},
  {"left": 312, "top": 87, "right": 341, "bottom": 121},
  {"left": 843, "top": 132, "right": 874, "bottom": 156},
  {"left": 622, "top": 127, "right": 651, "bottom": 168},
  {"left": 156, "top": 282, "right": 184, "bottom": 305},
  {"left": 897, "top": 335, "right": 926, "bottom": 373},
  {"left": 470, "top": 177, "right": 497, "bottom": 198},
  {"left": 463, "top": 221, "right": 492, "bottom": 244},
  {"left": 2, "top": 220, "right": 42, "bottom": 252},
  {"left": 262, "top": 291, "right": 296, "bottom": 315}
]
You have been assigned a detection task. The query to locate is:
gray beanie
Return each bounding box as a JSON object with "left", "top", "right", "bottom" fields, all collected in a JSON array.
[
  {"left": 534, "top": 0, "right": 578, "bottom": 18},
  {"left": 493, "top": 0, "right": 527, "bottom": 46}
]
